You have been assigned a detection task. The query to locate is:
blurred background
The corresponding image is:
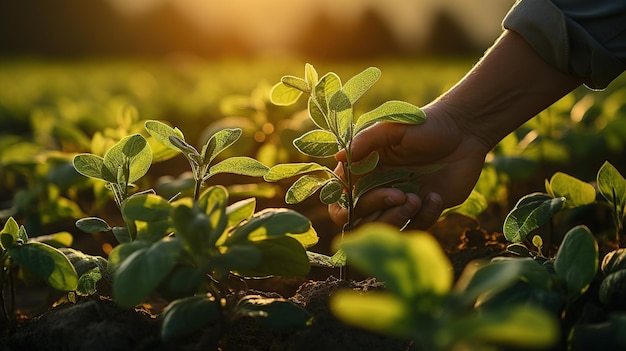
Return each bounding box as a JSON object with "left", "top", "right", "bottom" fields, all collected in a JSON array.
[{"left": 0, "top": 0, "right": 515, "bottom": 59}]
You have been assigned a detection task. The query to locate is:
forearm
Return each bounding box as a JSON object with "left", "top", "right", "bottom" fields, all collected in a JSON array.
[{"left": 426, "top": 30, "right": 582, "bottom": 150}]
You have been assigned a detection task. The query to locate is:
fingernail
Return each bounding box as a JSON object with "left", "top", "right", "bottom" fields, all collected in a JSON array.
[
  {"left": 384, "top": 196, "right": 399, "bottom": 206},
  {"left": 425, "top": 193, "right": 443, "bottom": 209}
]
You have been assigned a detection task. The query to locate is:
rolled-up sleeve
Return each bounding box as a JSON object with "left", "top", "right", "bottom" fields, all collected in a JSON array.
[{"left": 503, "top": 0, "right": 626, "bottom": 89}]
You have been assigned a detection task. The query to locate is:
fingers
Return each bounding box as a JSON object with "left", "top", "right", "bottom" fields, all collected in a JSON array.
[
  {"left": 407, "top": 192, "right": 444, "bottom": 230},
  {"left": 335, "top": 123, "right": 405, "bottom": 163}
]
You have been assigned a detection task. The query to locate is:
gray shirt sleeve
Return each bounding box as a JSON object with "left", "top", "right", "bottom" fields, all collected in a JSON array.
[{"left": 503, "top": 0, "right": 626, "bottom": 89}]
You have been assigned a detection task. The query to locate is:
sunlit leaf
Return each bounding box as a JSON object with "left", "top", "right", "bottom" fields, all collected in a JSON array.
[
  {"left": 309, "top": 72, "right": 342, "bottom": 129},
  {"left": 264, "top": 162, "right": 329, "bottom": 182},
  {"left": 281, "top": 75, "right": 309, "bottom": 93},
  {"left": 9, "top": 242, "right": 78, "bottom": 291},
  {"left": 73, "top": 153, "right": 105, "bottom": 181},
  {"left": 441, "top": 190, "right": 488, "bottom": 219},
  {"left": 503, "top": 193, "right": 565, "bottom": 243},
  {"left": 234, "top": 295, "right": 312, "bottom": 330},
  {"left": 102, "top": 134, "right": 152, "bottom": 184},
  {"left": 208, "top": 157, "right": 269, "bottom": 177},
  {"left": 232, "top": 237, "right": 310, "bottom": 277},
  {"left": 546, "top": 172, "right": 596, "bottom": 208},
  {"left": 270, "top": 82, "right": 302, "bottom": 106},
  {"left": 144, "top": 120, "right": 185, "bottom": 153},
  {"left": 554, "top": 225, "right": 598, "bottom": 299},
  {"left": 1, "top": 217, "right": 21, "bottom": 249},
  {"left": 319, "top": 179, "right": 343, "bottom": 205},
  {"left": 203, "top": 128, "right": 242, "bottom": 164},
  {"left": 342, "top": 67, "right": 381, "bottom": 104},
  {"left": 286, "top": 175, "right": 330, "bottom": 204},
  {"left": 350, "top": 151, "right": 379, "bottom": 175},
  {"left": 293, "top": 130, "right": 339, "bottom": 158},
  {"left": 76, "top": 217, "right": 111, "bottom": 233},
  {"left": 227, "top": 208, "right": 312, "bottom": 244},
  {"left": 304, "top": 63, "right": 318, "bottom": 88},
  {"left": 597, "top": 161, "right": 626, "bottom": 214},
  {"left": 226, "top": 198, "right": 256, "bottom": 228},
  {"left": 329, "top": 90, "right": 353, "bottom": 141},
  {"left": 354, "top": 101, "right": 425, "bottom": 134}
]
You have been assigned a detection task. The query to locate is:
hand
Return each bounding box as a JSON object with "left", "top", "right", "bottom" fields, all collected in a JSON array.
[{"left": 328, "top": 104, "right": 491, "bottom": 230}]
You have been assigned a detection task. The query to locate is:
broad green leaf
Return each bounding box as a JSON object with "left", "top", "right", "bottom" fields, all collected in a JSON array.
[
  {"left": 77, "top": 267, "right": 102, "bottom": 296},
  {"left": 270, "top": 82, "right": 302, "bottom": 106},
  {"left": 113, "top": 237, "right": 183, "bottom": 308},
  {"left": 264, "top": 162, "right": 329, "bottom": 182},
  {"left": 288, "top": 225, "right": 319, "bottom": 248},
  {"left": 601, "top": 248, "right": 626, "bottom": 275},
  {"left": 102, "top": 134, "right": 152, "bottom": 184},
  {"left": 211, "top": 245, "right": 262, "bottom": 275},
  {"left": 227, "top": 208, "right": 312, "bottom": 244},
  {"left": 307, "top": 251, "right": 340, "bottom": 267},
  {"left": 441, "top": 190, "right": 488, "bottom": 219},
  {"left": 73, "top": 153, "right": 105, "bottom": 181},
  {"left": 30, "top": 231, "right": 73, "bottom": 248},
  {"left": 599, "top": 269, "right": 626, "bottom": 306},
  {"left": 208, "top": 157, "right": 269, "bottom": 177},
  {"left": 286, "top": 175, "right": 330, "bottom": 204},
  {"left": 329, "top": 90, "right": 353, "bottom": 141},
  {"left": 112, "top": 226, "right": 131, "bottom": 244},
  {"left": 226, "top": 198, "right": 256, "bottom": 228},
  {"left": 350, "top": 151, "right": 379, "bottom": 175},
  {"left": 597, "top": 161, "right": 626, "bottom": 213},
  {"left": 439, "top": 306, "right": 558, "bottom": 349},
  {"left": 503, "top": 195, "right": 565, "bottom": 243},
  {"left": 203, "top": 128, "right": 242, "bottom": 164},
  {"left": 171, "top": 204, "right": 213, "bottom": 257},
  {"left": 339, "top": 223, "right": 453, "bottom": 299},
  {"left": 309, "top": 72, "right": 342, "bottom": 129},
  {"left": 169, "top": 136, "right": 198, "bottom": 160},
  {"left": 304, "top": 63, "right": 318, "bottom": 88},
  {"left": 1, "top": 217, "right": 20, "bottom": 249},
  {"left": 281, "top": 75, "right": 309, "bottom": 93},
  {"left": 144, "top": 120, "right": 185, "bottom": 152},
  {"left": 161, "top": 295, "right": 220, "bottom": 341},
  {"left": 554, "top": 225, "right": 598, "bottom": 299},
  {"left": 234, "top": 295, "right": 312, "bottom": 330},
  {"left": 546, "top": 172, "right": 596, "bottom": 208},
  {"left": 353, "top": 169, "right": 412, "bottom": 203},
  {"left": 319, "top": 179, "right": 343, "bottom": 205},
  {"left": 293, "top": 130, "right": 339, "bottom": 158},
  {"left": 76, "top": 217, "right": 111, "bottom": 233},
  {"left": 233, "top": 236, "right": 310, "bottom": 277},
  {"left": 342, "top": 67, "right": 381, "bottom": 104},
  {"left": 197, "top": 185, "right": 228, "bottom": 215},
  {"left": 9, "top": 242, "right": 78, "bottom": 291},
  {"left": 354, "top": 101, "right": 425, "bottom": 135},
  {"left": 122, "top": 193, "right": 172, "bottom": 222},
  {"left": 107, "top": 240, "right": 149, "bottom": 273},
  {"left": 330, "top": 291, "right": 411, "bottom": 338}
]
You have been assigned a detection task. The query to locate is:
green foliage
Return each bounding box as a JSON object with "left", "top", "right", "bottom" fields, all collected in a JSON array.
[{"left": 330, "top": 223, "right": 559, "bottom": 350}]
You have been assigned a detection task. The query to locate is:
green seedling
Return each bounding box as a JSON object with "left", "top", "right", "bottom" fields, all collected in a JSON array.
[
  {"left": 329, "top": 223, "right": 560, "bottom": 350},
  {"left": 73, "top": 120, "right": 316, "bottom": 343},
  {"left": 0, "top": 217, "right": 78, "bottom": 327}
]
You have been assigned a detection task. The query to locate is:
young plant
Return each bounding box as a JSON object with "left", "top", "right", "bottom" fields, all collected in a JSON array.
[
  {"left": 0, "top": 217, "right": 78, "bottom": 327},
  {"left": 329, "top": 223, "right": 560, "bottom": 350},
  {"left": 73, "top": 120, "right": 316, "bottom": 343},
  {"left": 265, "top": 64, "right": 427, "bottom": 233}
]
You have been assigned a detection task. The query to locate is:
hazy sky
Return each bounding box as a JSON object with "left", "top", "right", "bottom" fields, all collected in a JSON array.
[{"left": 107, "top": 0, "right": 516, "bottom": 52}]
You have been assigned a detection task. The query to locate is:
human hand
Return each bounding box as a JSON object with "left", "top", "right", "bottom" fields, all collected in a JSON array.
[{"left": 328, "top": 104, "right": 491, "bottom": 230}]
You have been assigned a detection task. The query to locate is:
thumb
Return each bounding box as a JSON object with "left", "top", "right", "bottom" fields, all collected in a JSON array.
[{"left": 347, "top": 123, "right": 405, "bottom": 162}]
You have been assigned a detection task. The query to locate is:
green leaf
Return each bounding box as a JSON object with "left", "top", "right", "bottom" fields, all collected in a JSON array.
[
  {"left": 102, "top": 134, "right": 152, "bottom": 184},
  {"left": 169, "top": 136, "right": 198, "bottom": 160},
  {"left": 309, "top": 72, "right": 342, "bottom": 129},
  {"left": 161, "top": 295, "right": 220, "bottom": 341},
  {"left": 546, "top": 172, "right": 596, "bottom": 208},
  {"left": 1, "top": 217, "right": 20, "bottom": 249},
  {"left": 233, "top": 236, "right": 310, "bottom": 278},
  {"left": 353, "top": 169, "right": 412, "bottom": 203},
  {"left": 342, "top": 67, "right": 381, "bottom": 104},
  {"left": 601, "top": 248, "right": 626, "bottom": 275},
  {"left": 77, "top": 267, "right": 102, "bottom": 296},
  {"left": 339, "top": 223, "right": 452, "bottom": 299},
  {"left": 226, "top": 198, "right": 256, "bottom": 228},
  {"left": 227, "top": 208, "right": 312, "bottom": 244},
  {"left": 554, "top": 225, "right": 598, "bottom": 299},
  {"left": 288, "top": 225, "right": 319, "bottom": 248},
  {"left": 350, "top": 151, "right": 379, "bottom": 175},
  {"left": 281, "top": 75, "right": 309, "bottom": 93},
  {"left": 113, "top": 237, "right": 183, "bottom": 308},
  {"left": 208, "top": 157, "right": 269, "bottom": 177},
  {"left": 270, "top": 82, "right": 302, "bottom": 106},
  {"left": 286, "top": 175, "right": 330, "bottom": 204},
  {"left": 293, "top": 130, "right": 339, "bottom": 158},
  {"left": 8, "top": 242, "right": 78, "bottom": 291},
  {"left": 112, "top": 226, "right": 131, "bottom": 244},
  {"left": 73, "top": 153, "right": 106, "bottom": 181},
  {"left": 30, "top": 231, "right": 73, "bottom": 248},
  {"left": 354, "top": 101, "right": 426, "bottom": 135},
  {"left": 304, "top": 63, "right": 318, "bottom": 88},
  {"left": 328, "top": 90, "right": 353, "bottom": 141},
  {"left": 441, "top": 190, "right": 488, "bottom": 219},
  {"left": 597, "top": 161, "right": 626, "bottom": 214},
  {"left": 234, "top": 295, "right": 312, "bottom": 330},
  {"left": 330, "top": 290, "right": 411, "bottom": 338},
  {"left": 107, "top": 240, "right": 149, "bottom": 274},
  {"left": 203, "top": 128, "right": 242, "bottom": 164},
  {"left": 319, "top": 179, "right": 344, "bottom": 205},
  {"left": 171, "top": 204, "right": 213, "bottom": 258},
  {"left": 144, "top": 120, "right": 186, "bottom": 152},
  {"left": 264, "top": 162, "right": 329, "bottom": 182},
  {"left": 76, "top": 217, "right": 111, "bottom": 233},
  {"left": 122, "top": 194, "right": 172, "bottom": 222},
  {"left": 503, "top": 194, "right": 565, "bottom": 243}
]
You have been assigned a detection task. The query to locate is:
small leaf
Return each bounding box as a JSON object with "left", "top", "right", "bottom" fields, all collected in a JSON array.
[
  {"left": 122, "top": 194, "right": 172, "bottom": 223},
  {"left": 73, "top": 153, "right": 105, "bottom": 181},
  {"left": 161, "top": 295, "right": 220, "bottom": 341},
  {"left": 304, "top": 63, "right": 318, "bottom": 88},
  {"left": 102, "top": 134, "right": 152, "bottom": 184},
  {"left": 9, "top": 242, "right": 78, "bottom": 291},
  {"left": 503, "top": 194, "right": 565, "bottom": 243},
  {"left": 144, "top": 120, "right": 186, "bottom": 152},
  {"left": 204, "top": 128, "right": 242, "bottom": 164},
  {"left": 233, "top": 236, "right": 310, "bottom": 277},
  {"left": 350, "top": 152, "right": 379, "bottom": 175},
  {"left": 226, "top": 198, "right": 257, "bottom": 228},
  {"left": 208, "top": 157, "right": 269, "bottom": 177},
  {"left": 1, "top": 217, "right": 20, "bottom": 249},
  {"left": 286, "top": 175, "right": 330, "bottom": 204},
  {"left": 342, "top": 67, "right": 381, "bottom": 104},
  {"left": 547, "top": 172, "right": 596, "bottom": 208},
  {"left": 319, "top": 179, "right": 343, "bottom": 205},
  {"left": 597, "top": 161, "right": 626, "bottom": 213},
  {"left": 441, "top": 190, "right": 488, "bottom": 219},
  {"left": 281, "top": 75, "right": 309, "bottom": 93},
  {"left": 353, "top": 169, "right": 412, "bottom": 203},
  {"left": 354, "top": 101, "right": 426, "bottom": 134},
  {"left": 264, "top": 162, "right": 329, "bottom": 182},
  {"left": 329, "top": 90, "right": 353, "bottom": 141},
  {"left": 309, "top": 72, "right": 342, "bottom": 129},
  {"left": 270, "top": 82, "right": 302, "bottom": 106},
  {"left": 554, "top": 225, "right": 598, "bottom": 299},
  {"left": 293, "top": 130, "right": 339, "bottom": 158},
  {"left": 227, "top": 208, "right": 312, "bottom": 244},
  {"left": 234, "top": 295, "right": 312, "bottom": 330},
  {"left": 76, "top": 217, "right": 111, "bottom": 233}
]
